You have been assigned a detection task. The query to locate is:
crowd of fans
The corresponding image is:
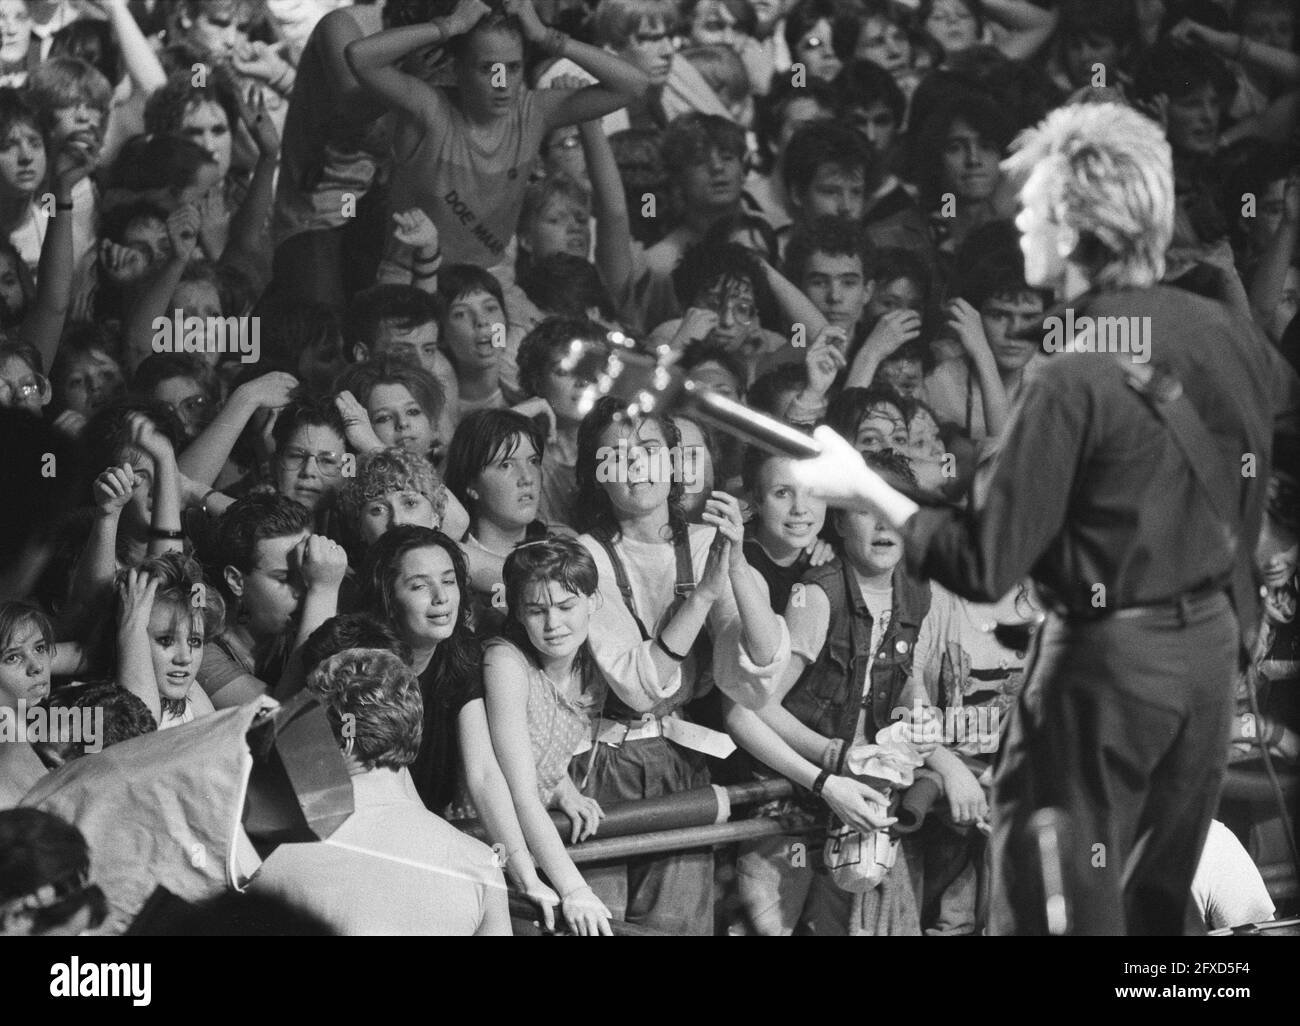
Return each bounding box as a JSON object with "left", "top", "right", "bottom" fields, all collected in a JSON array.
[{"left": 0, "top": 0, "right": 1296, "bottom": 937}]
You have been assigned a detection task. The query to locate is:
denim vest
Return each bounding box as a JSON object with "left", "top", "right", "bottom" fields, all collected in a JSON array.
[{"left": 783, "top": 558, "right": 932, "bottom": 744}]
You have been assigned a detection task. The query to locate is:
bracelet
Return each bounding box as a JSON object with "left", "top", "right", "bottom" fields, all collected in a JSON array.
[
  {"left": 655, "top": 634, "right": 689, "bottom": 662},
  {"left": 55, "top": 201, "right": 73, "bottom": 212},
  {"left": 821, "top": 738, "right": 845, "bottom": 774},
  {"left": 811, "top": 769, "right": 831, "bottom": 799},
  {"left": 414, "top": 249, "right": 443, "bottom": 267},
  {"left": 505, "top": 847, "right": 536, "bottom": 869},
  {"left": 412, "top": 266, "right": 439, "bottom": 282},
  {"left": 200, "top": 488, "right": 218, "bottom": 516},
  {"left": 149, "top": 527, "right": 185, "bottom": 541}
]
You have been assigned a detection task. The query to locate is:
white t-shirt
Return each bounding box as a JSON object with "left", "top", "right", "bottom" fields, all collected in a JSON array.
[{"left": 1191, "top": 819, "right": 1275, "bottom": 931}]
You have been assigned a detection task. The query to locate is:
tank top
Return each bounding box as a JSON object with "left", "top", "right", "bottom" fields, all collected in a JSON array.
[{"left": 483, "top": 638, "right": 601, "bottom": 804}]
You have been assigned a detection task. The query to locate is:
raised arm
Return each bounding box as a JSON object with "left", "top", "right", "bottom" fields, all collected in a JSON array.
[
  {"left": 1249, "top": 174, "right": 1300, "bottom": 341},
  {"left": 509, "top": 0, "right": 650, "bottom": 131},
  {"left": 222, "top": 90, "right": 279, "bottom": 267},
  {"left": 122, "top": 205, "right": 201, "bottom": 374},
  {"left": 983, "top": 0, "right": 1059, "bottom": 62},
  {"left": 945, "top": 298, "right": 1009, "bottom": 437},
  {"left": 95, "top": 0, "right": 167, "bottom": 94},
  {"left": 178, "top": 371, "right": 299, "bottom": 485},
  {"left": 579, "top": 116, "right": 632, "bottom": 303},
  {"left": 59, "top": 464, "right": 135, "bottom": 637},
  {"left": 116, "top": 569, "right": 162, "bottom": 720},
  {"left": 344, "top": 1, "right": 490, "bottom": 119},
  {"left": 1169, "top": 18, "right": 1300, "bottom": 86},
  {"left": 20, "top": 139, "right": 94, "bottom": 369}
]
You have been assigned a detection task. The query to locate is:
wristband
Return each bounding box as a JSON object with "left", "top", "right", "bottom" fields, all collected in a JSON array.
[
  {"left": 200, "top": 488, "right": 218, "bottom": 516},
  {"left": 56, "top": 201, "right": 73, "bottom": 212},
  {"left": 655, "top": 634, "right": 689, "bottom": 662},
  {"left": 149, "top": 527, "right": 185, "bottom": 541},
  {"left": 821, "top": 738, "right": 845, "bottom": 774},
  {"left": 413, "top": 266, "right": 439, "bottom": 282},
  {"left": 414, "top": 249, "right": 443, "bottom": 267},
  {"left": 811, "top": 769, "right": 831, "bottom": 799}
]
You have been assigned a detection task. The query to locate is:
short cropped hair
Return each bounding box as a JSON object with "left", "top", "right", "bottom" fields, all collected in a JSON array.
[
  {"left": 783, "top": 216, "right": 874, "bottom": 288},
  {"left": 1001, "top": 102, "right": 1174, "bottom": 290},
  {"left": 661, "top": 113, "right": 746, "bottom": 185},
  {"left": 592, "top": 0, "right": 679, "bottom": 49},
  {"left": 144, "top": 70, "right": 240, "bottom": 142},
  {"left": 516, "top": 317, "right": 610, "bottom": 399},
  {"left": 783, "top": 122, "right": 873, "bottom": 201},
  {"left": 307, "top": 649, "right": 423, "bottom": 771},
  {"left": 334, "top": 356, "right": 446, "bottom": 426},
  {"left": 338, "top": 447, "right": 446, "bottom": 534},
  {"left": 302, "top": 614, "right": 412, "bottom": 678},
  {"left": 270, "top": 394, "right": 348, "bottom": 453},
  {"left": 345, "top": 285, "right": 444, "bottom": 351},
  {"left": 518, "top": 254, "right": 617, "bottom": 321},
  {"left": 209, "top": 492, "right": 311, "bottom": 596}
]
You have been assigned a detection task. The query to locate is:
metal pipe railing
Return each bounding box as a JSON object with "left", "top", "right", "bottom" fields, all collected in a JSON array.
[{"left": 454, "top": 777, "right": 795, "bottom": 845}]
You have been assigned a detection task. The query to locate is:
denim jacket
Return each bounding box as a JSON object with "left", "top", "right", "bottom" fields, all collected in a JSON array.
[{"left": 783, "top": 558, "right": 932, "bottom": 744}]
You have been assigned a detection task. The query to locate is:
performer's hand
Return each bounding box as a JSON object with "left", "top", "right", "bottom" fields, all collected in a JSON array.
[{"left": 787, "top": 426, "right": 919, "bottom": 526}]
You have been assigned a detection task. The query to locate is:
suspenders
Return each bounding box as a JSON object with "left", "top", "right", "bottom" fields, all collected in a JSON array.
[{"left": 596, "top": 532, "right": 696, "bottom": 642}]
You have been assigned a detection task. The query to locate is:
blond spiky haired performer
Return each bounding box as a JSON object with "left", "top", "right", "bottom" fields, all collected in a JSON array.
[{"left": 790, "top": 99, "right": 1300, "bottom": 935}]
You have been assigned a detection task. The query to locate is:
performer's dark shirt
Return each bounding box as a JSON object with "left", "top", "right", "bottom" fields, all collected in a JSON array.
[{"left": 903, "top": 285, "right": 1300, "bottom": 641}]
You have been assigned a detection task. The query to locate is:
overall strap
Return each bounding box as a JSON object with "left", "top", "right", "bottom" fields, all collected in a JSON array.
[
  {"left": 674, "top": 531, "right": 696, "bottom": 599},
  {"left": 597, "top": 535, "right": 652, "bottom": 641}
]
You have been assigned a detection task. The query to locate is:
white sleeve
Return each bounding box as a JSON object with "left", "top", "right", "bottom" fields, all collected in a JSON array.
[{"left": 706, "top": 551, "right": 792, "bottom": 709}]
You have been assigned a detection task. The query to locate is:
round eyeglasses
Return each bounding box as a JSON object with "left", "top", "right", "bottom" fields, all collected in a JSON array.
[{"left": 0, "top": 373, "right": 52, "bottom": 408}]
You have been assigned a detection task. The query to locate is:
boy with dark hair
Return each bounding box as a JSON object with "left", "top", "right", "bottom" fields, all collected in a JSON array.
[
  {"left": 923, "top": 220, "right": 1044, "bottom": 441},
  {"left": 641, "top": 112, "right": 754, "bottom": 323},
  {"left": 783, "top": 215, "right": 875, "bottom": 339},
  {"left": 782, "top": 122, "right": 873, "bottom": 235},
  {"left": 198, "top": 492, "right": 347, "bottom": 708}
]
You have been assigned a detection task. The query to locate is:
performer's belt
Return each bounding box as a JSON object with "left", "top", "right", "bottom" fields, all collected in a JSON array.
[
  {"left": 1063, "top": 580, "right": 1230, "bottom": 623},
  {"left": 575, "top": 713, "right": 737, "bottom": 759}
]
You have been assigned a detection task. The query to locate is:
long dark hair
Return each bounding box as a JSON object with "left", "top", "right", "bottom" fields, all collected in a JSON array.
[
  {"left": 574, "top": 395, "right": 688, "bottom": 545},
  {"left": 358, "top": 526, "right": 478, "bottom": 707}
]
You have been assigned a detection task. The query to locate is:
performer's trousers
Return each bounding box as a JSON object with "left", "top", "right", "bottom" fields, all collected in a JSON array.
[{"left": 987, "top": 593, "right": 1236, "bottom": 935}]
